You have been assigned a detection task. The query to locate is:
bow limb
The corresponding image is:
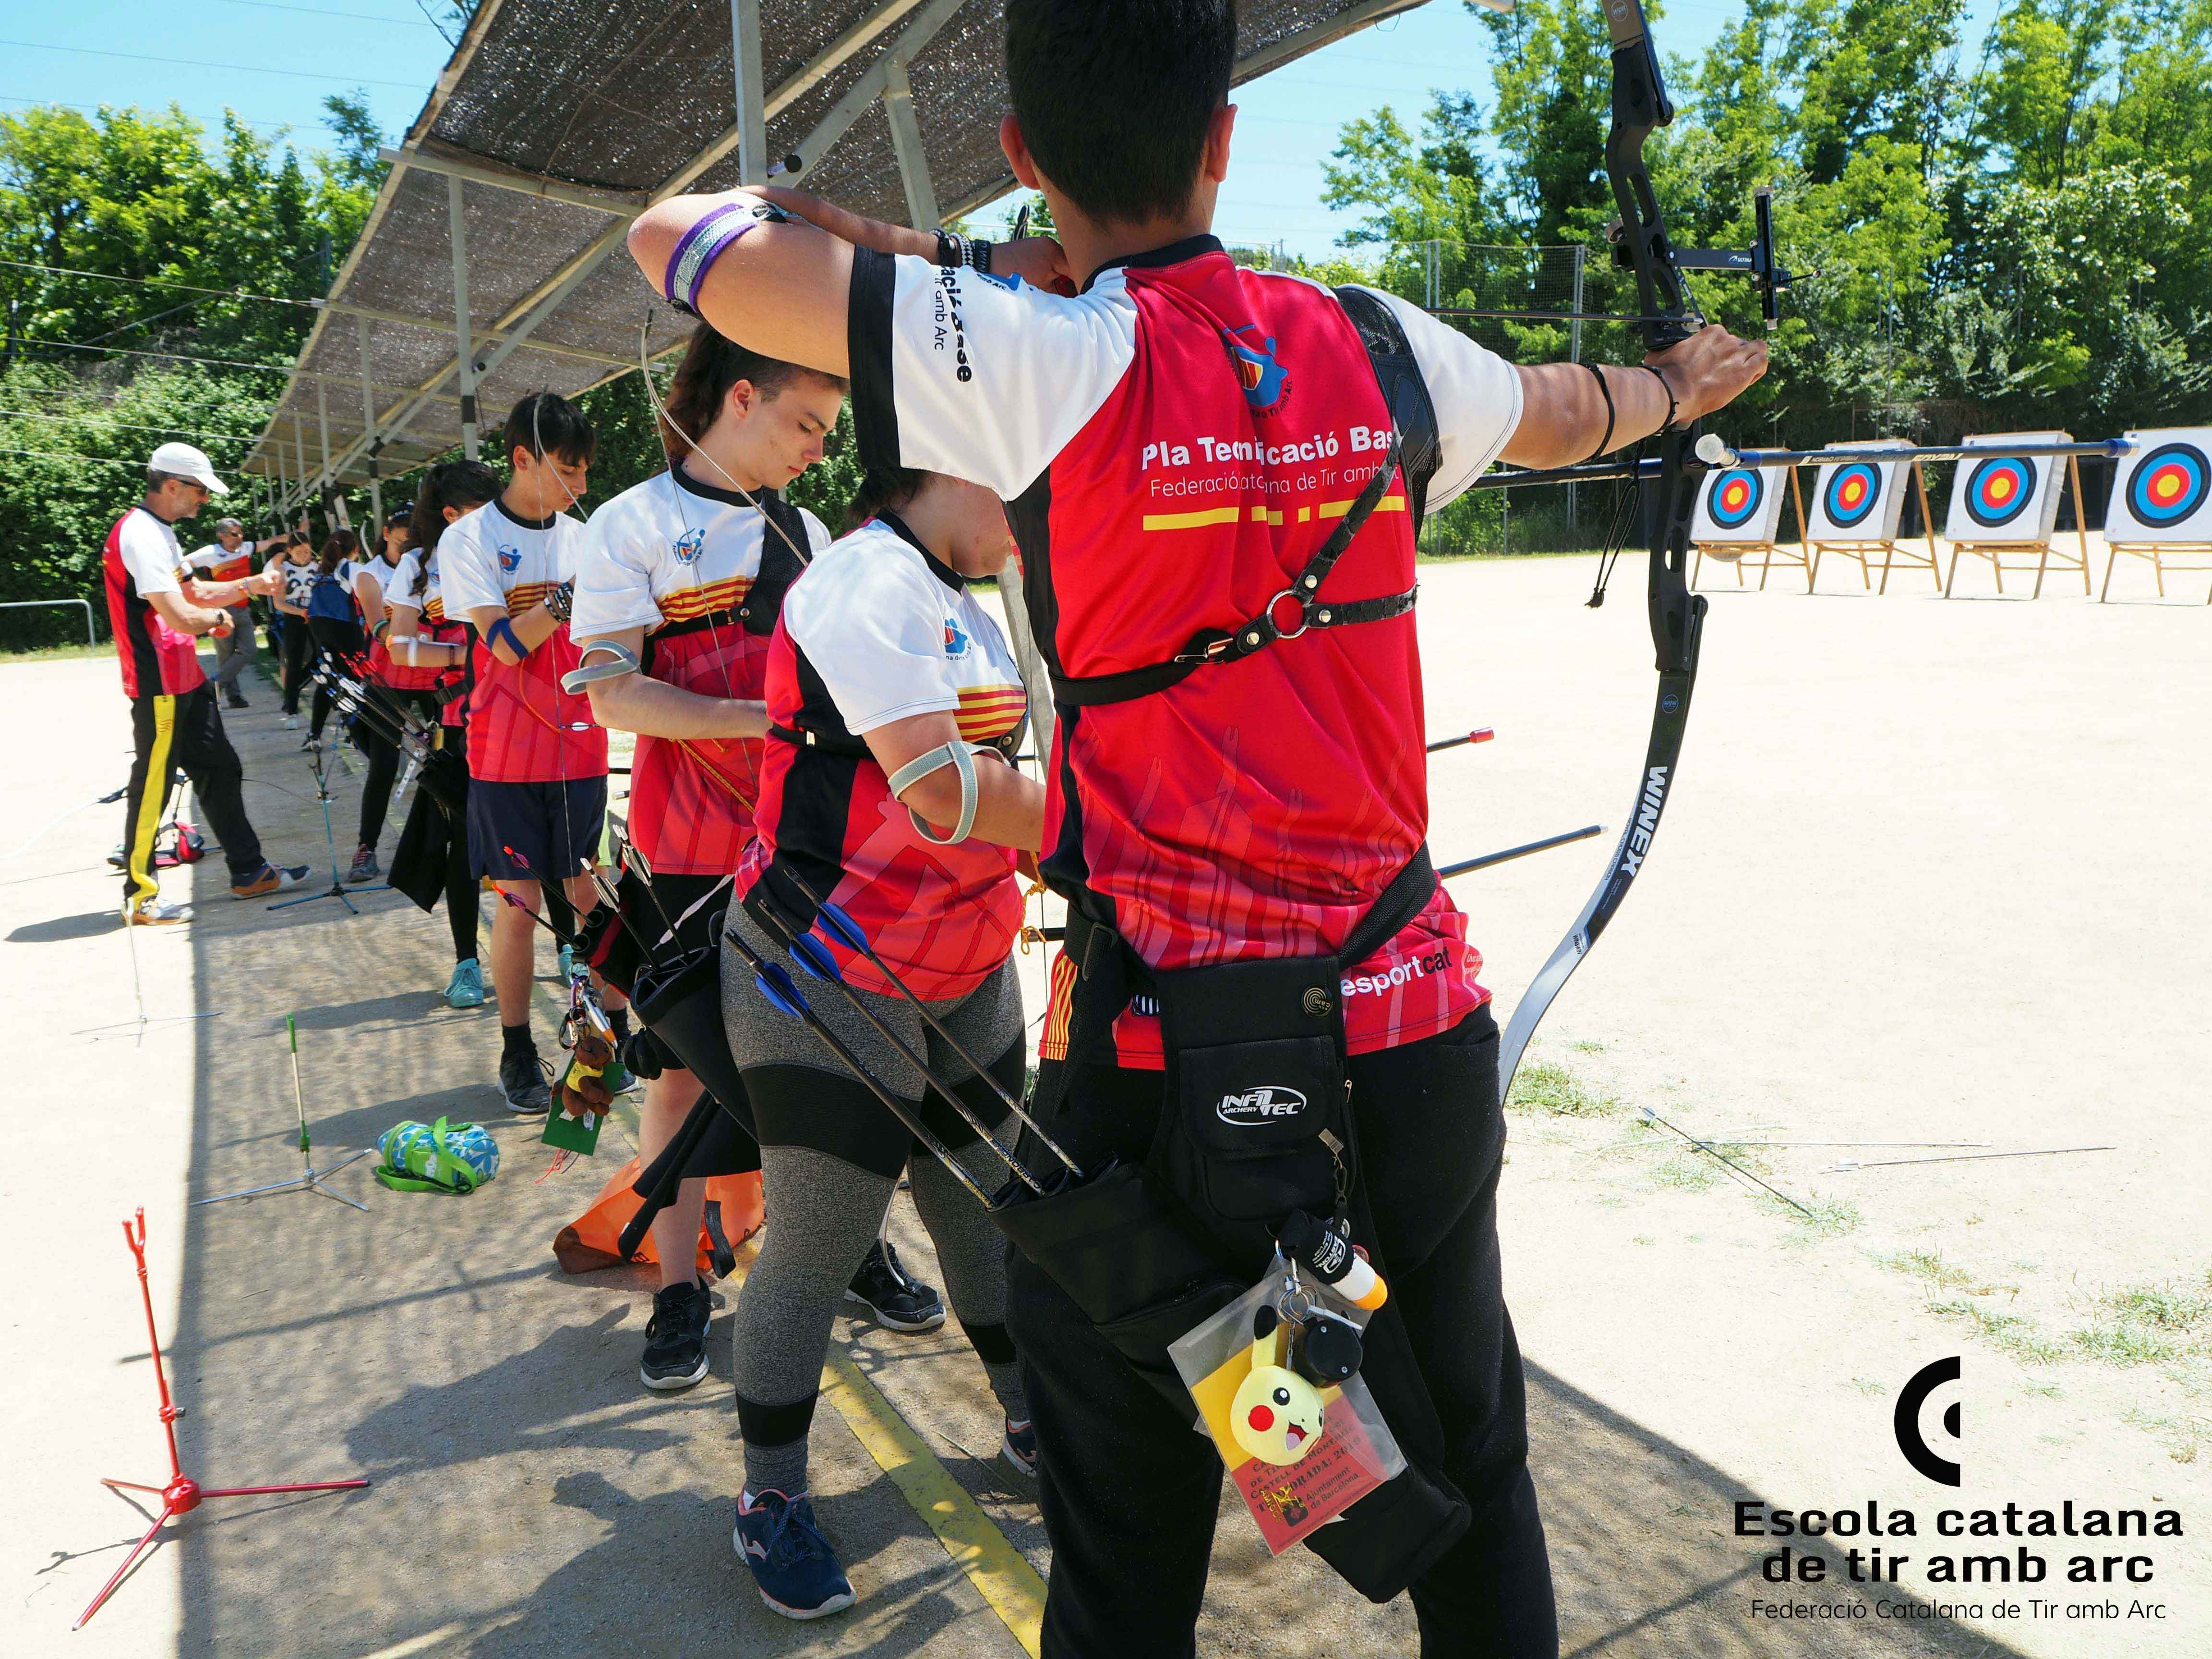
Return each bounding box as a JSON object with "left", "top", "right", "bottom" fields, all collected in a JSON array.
[{"left": 1495, "top": 0, "right": 1709, "bottom": 1098}]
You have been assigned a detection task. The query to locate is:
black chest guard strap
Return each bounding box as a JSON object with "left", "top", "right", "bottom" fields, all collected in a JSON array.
[
  {"left": 1333, "top": 286, "right": 1442, "bottom": 542},
  {"left": 1051, "top": 290, "right": 1442, "bottom": 711},
  {"left": 642, "top": 491, "right": 812, "bottom": 675}
]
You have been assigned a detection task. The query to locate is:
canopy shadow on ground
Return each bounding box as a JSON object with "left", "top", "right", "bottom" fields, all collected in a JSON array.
[{"left": 156, "top": 698, "right": 2032, "bottom": 1659}]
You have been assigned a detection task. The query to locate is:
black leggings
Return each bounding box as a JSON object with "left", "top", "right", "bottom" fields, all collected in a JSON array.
[
  {"left": 356, "top": 685, "right": 436, "bottom": 850},
  {"left": 279, "top": 616, "right": 313, "bottom": 715},
  {"left": 307, "top": 616, "right": 365, "bottom": 740},
  {"left": 441, "top": 721, "right": 480, "bottom": 962}
]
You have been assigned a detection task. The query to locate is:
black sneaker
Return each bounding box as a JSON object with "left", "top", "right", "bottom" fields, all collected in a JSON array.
[
  {"left": 639, "top": 1280, "right": 713, "bottom": 1392},
  {"left": 498, "top": 1049, "right": 551, "bottom": 1116},
  {"left": 845, "top": 1239, "right": 945, "bottom": 1333},
  {"left": 347, "top": 843, "right": 380, "bottom": 883},
  {"left": 226, "top": 691, "right": 250, "bottom": 709}
]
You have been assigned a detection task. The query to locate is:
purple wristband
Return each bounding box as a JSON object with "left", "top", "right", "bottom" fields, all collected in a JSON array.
[{"left": 662, "top": 202, "right": 763, "bottom": 316}]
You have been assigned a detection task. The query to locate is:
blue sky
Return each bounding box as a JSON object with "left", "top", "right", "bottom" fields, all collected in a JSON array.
[{"left": 2, "top": 0, "right": 1996, "bottom": 263}]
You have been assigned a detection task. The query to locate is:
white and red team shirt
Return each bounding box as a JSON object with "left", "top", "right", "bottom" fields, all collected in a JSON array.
[
  {"left": 354, "top": 552, "right": 404, "bottom": 682},
  {"left": 847, "top": 237, "right": 1521, "bottom": 1066},
  {"left": 735, "top": 514, "right": 1029, "bottom": 1000},
  {"left": 438, "top": 497, "right": 608, "bottom": 782},
  {"left": 385, "top": 549, "right": 465, "bottom": 701},
  {"left": 573, "top": 467, "right": 832, "bottom": 876},
  {"left": 104, "top": 506, "right": 205, "bottom": 699},
  {"left": 184, "top": 539, "right": 255, "bottom": 585}
]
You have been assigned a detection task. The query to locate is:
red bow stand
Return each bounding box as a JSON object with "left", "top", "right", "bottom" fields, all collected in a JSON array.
[{"left": 75, "top": 1210, "right": 369, "bottom": 1630}]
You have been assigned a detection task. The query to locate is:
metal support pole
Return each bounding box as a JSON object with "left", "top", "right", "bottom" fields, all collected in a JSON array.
[
  {"left": 356, "top": 315, "right": 382, "bottom": 532},
  {"left": 882, "top": 54, "right": 940, "bottom": 230},
  {"left": 1568, "top": 243, "right": 1585, "bottom": 541},
  {"left": 447, "top": 174, "right": 480, "bottom": 461},
  {"left": 730, "top": 0, "right": 768, "bottom": 185},
  {"left": 294, "top": 421, "right": 308, "bottom": 527},
  {"left": 316, "top": 383, "right": 350, "bottom": 531}
]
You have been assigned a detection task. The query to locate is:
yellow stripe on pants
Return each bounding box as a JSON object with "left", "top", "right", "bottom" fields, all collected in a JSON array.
[{"left": 126, "top": 694, "right": 177, "bottom": 907}]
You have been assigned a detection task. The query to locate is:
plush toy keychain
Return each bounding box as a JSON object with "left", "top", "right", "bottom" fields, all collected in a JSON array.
[{"left": 1229, "top": 1304, "right": 1327, "bottom": 1467}]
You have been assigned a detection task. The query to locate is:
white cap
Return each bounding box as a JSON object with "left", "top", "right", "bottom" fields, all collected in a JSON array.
[{"left": 148, "top": 441, "right": 229, "bottom": 496}]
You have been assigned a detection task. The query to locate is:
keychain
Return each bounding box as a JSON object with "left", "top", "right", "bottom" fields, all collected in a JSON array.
[
  {"left": 1229, "top": 1303, "right": 1328, "bottom": 1466},
  {"left": 545, "top": 970, "right": 613, "bottom": 1156}
]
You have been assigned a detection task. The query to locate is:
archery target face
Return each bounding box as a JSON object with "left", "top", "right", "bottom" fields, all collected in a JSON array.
[
  {"left": 1943, "top": 432, "right": 2071, "bottom": 544},
  {"left": 1962, "top": 457, "right": 2037, "bottom": 529},
  {"left": 1690, "top": 464, "right": 1786, "bottom": 543},
  {"left": 2106, "top": 430, "right": 2212, "bottom": 543},
  {"left": 1807, "top": 446, "right": 1911, "bottom": 541}
]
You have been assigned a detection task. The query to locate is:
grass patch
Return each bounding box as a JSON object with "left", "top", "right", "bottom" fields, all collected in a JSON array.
[
  {"left": 0, "top": 641, "right": 106, "bottom": 662},
  {"left": 2062, "top": 1270, "right": 2212, "bottom": 1370},
  {"left": 1850, "top": 1377, "right": 1888, "bottom": 1397},
  {"left": 1927, "top": 1300, "right": 2071, "bottom": 1366},
  {"left": 1650, "top": 1153, "right": 1719, "bottom": 1191},
  {"left": 1505, "top": 1058, "right": 1617, "bottom": 1118},
  {"left": 1873, "top": 1249, "right": 1982, "bottom": 1294},
  {"left": 1567, "top": 1038, "right": 1606, "bottom": 1054},
  {"left": 1770, "top": 1192, "right": 1861, "bottom": 1239},
  {"left": 2121, "top": 1407, "right": 2202, "bottom": 1464}
]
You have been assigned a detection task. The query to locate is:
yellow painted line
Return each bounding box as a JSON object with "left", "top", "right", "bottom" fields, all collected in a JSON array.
[
  {"left": 819, "top": 1348, "right": 1047, "bottom": 1657},
  {"left": 703, "top": 1235, "right": 1045, "bottom": 1655},
  {"left": 1141, "top": 505, "right": 1243, "bottom": 531}
]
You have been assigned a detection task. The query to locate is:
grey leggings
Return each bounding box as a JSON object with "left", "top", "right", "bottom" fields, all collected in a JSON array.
[{"left": 721, "top": 907, "right": 1027, "bottom": 1495}]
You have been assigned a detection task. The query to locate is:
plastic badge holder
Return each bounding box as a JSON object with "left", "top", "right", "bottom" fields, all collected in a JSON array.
[{"left": 1169, "top": 1259, "right": 1406, "bottom": 1554}]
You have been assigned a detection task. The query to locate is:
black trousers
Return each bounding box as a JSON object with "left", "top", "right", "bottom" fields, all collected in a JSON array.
[
  {"left": 1007, "top": 1006, "right": 1559, "bottom": 1658},
  {"left": 123, "top": 685, "right": 263, "bottom": 904},
  {"left": 279, "top": 616, "right": 313, "bottom": 714},
  {"left": 307, "top": 616, "right": 364, "bottom": 739}
]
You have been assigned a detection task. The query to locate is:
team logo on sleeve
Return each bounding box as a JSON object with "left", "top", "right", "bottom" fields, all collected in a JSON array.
[
  {"left": 943, "top": 617, "right": 972, "bottom": 658},
  {"left": 673, "top": 528, "right": 705, "bottom": 565},
  {"left": 496, "top": 542, "right": 523, "bottom": 574},
  {"left": 1224, "top": 325, "right": 1291, "bottom": 415}
]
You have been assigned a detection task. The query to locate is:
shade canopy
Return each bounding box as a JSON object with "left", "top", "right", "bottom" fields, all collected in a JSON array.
[{"left": 247, "top": 0, "right": 1443, "bottom": 502}]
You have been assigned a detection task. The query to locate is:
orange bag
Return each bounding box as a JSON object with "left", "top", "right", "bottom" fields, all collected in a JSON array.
[{"left": 553, "top": 1157, "right": 764, "bottom": 1276}]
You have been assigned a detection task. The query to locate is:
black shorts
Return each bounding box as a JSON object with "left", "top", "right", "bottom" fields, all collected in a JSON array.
[{"left": 467, "top": 776, "right": 607, "bottom": 883}]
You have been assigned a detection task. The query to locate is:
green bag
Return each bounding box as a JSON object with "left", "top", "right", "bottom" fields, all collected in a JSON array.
[{"left": 374, "top": 1115, "right": 501, "bottom": 1194}]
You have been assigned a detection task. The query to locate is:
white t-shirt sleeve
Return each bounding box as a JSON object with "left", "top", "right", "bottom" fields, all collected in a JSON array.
[
  {"left": 789, "top": 542, "right": 967, "bottom": 736},
  {"left": 120, "top": 514, "right": 182, "bottom": 598},
  {"left": 570, "top": 498, "right": 663, "bottom": 639},
  {"left": 437, "top": 515, "right": 503, "bottom": 620},
  {"left": 1355, "top": 289, "right": 1524, "bottom": 509},
  {"left": 847, "top": 250, "right": 1139, "bottom": 499},
  {"left": 799, "top": 506, "right": 833, "bottom": 555},
  {"left": 386, "top": 554, "right": 423, "bottom": 617}
]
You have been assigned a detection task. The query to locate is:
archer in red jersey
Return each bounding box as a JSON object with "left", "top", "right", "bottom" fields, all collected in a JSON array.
[{"left": 630, "top": 2, "right": 1767, "bottom": 1647}]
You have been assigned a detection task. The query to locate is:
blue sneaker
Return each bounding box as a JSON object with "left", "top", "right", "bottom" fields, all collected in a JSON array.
[
  {"left": 444, "top": 959, "right": 486, "bottom": 1009},
  {"left": 733, "top": 1490, "right": 856, "bottom": 1620}
]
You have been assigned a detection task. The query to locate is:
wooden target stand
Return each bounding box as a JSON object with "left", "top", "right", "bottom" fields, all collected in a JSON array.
[
  {"left": 1692, "top": 467, "right": 1814, "bottom": 591},
  {"left": 2100, "top": 539, "right": 2212, "bottom": 603},
  {"left": 1944, "top": 454, "right": 2093, "bottom": 599},
  {"left": 1808, "top": 460, "right": 1943, "bottom": 594}
]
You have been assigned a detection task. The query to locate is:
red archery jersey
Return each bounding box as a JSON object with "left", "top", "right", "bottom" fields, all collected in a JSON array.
[
  {"left": 105, "top": 507, "right": 204, "bottom": 700},
  {"left": 437, "top": 497, "right": 607, "bottom": 784},
  {"left": 849, "top": 238, "right": 1522, "bottom": 1063}
]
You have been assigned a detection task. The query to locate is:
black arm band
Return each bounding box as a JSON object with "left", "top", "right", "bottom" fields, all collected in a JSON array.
[
  {"left": 1641, "top": 363, "right": 1680, "bottom": 434},
  {"left": 1583, "top": 362, "right": 1616, "bottom": 462}
]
